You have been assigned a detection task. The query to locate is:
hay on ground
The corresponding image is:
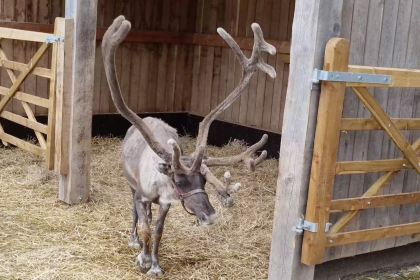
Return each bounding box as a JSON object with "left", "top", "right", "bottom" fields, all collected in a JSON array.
[{"left": 0, "top": 137, "right": 279, "bottom": 280}]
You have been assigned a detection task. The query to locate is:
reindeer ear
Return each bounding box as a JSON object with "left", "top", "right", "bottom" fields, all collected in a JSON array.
[{"left": 157, "top": 163, "right": 173, "bottom": 176}]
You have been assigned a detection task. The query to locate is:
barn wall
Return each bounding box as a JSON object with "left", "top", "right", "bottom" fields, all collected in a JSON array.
[
  {"left": 326, "top": 0, "right": 420, "bottom": 261},
  {"left": 188, "top": 0, "right": 294, "bottom": 133},
  {"left": 1, "top": 0, "right": 292, "bottom": 134},
  {"left": 94, "top": 0, "right": 199, "bottom": 116}
]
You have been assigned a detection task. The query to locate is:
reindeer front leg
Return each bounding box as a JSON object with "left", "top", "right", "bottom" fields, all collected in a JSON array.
[
  {"left": 134, "top": 197, "right": 152, "bottom": 273},
  {"left": 147, "top": 203, "right": 170, "bottom": 278},
  {"left": 128, "top": 195, "right": 141, "bottom": 248}
]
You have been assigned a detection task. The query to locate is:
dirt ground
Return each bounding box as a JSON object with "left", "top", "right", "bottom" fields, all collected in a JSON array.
[
  {"left": 352, "top": 266, "right": 420, "bottom": 280},
  {"left": 0, "top": 137, "right": 279, "bottom": 280}
]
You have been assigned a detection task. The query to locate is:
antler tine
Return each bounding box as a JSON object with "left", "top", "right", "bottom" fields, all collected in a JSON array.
[
  {"left": 102, "top": 16, "right": 172, "bottom": 163},
  {"left": 168, "top": 140, "right": 204, "bottom": 175},
  {"left": 200, "top": 166, "right": 234, "bottom": 207},
  {"left": 192, "top": 23, "right": 276, "bottom": 158},
  {"left": 224, "top": 172, "right": 241, "bottom": 194},
  {"left": 203, "top": 134, "right": 268, "bottom": 171}
]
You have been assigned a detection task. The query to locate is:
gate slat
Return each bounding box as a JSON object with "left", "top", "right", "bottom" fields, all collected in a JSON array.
[
  {"left": 0, "top": 110, "right": 48, "bottom": 133},
  {"left": 0, "top": 86, "right": 50, "bottom": 108},
  {"left": 0, "top": 131, "right": 45, "bottom": 156},
  {"left": 327, "top": 221, "right": 420, "bottom": 247}
]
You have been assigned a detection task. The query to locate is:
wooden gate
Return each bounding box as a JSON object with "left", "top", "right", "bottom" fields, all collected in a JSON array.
[
  {"left": 0, "top": 18, "right": 66, "bottom": 171},
  {"left": 301, "top": 37, "right": 420, "bottom": 265}
]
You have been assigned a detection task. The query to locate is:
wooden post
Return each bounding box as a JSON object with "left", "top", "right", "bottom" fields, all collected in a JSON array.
[
  {"left": 268, "top": 1, "right": 344, "bottom": 279},
  {"left": 54, "top": 18, "right": 73, "bottom": 175},
  {"left": 301, "top": 38, "right": 350, "bottom": 265},
  {"left": 59, "top": 0, "right": 98, "bottom": 204}
]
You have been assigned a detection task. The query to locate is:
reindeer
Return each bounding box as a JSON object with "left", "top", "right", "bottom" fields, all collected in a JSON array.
[{"left": 102, "top": 15, "right": 276, "bottom": 278}]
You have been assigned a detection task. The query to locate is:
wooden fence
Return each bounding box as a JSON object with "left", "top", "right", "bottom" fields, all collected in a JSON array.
[{"left": 0, "top": 0, "right": 292, "bottom": 134}]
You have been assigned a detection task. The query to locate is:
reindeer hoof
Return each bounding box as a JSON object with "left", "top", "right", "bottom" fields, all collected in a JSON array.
[
  {"left": 146, "top": 265, "right": 164, "bottom": 278},
  {"left": 135, "top": 253, "right": 152, "bottom": 273},
  {"left": 128, "top": 235, "right": 142, "bottom": 249}
]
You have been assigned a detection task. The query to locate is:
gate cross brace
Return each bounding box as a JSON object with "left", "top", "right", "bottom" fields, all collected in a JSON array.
[
  {"left": 329, "top": 88, "right": 420, "bottom": 234},
  {"left": 353, "top": 87, "right": 420, "bottom": 173},
  {"left": 0, "top": 41, "right": 50, "bottom": 149}
]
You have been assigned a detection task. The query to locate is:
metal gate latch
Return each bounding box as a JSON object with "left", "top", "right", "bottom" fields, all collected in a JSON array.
[
  {"left": 45, "top": 35, "right": 64, "bottom": 44},
  {"left": 311, "top": 68, "right": 392, "bottom": 85},
  {"left": 292, "top": 218, "right": 333, "bottom": 235}
]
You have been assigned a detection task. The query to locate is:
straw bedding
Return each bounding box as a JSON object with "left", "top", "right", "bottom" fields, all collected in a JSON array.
[{"left": 0, "top": 136, "right": 279, "bottom": 280}]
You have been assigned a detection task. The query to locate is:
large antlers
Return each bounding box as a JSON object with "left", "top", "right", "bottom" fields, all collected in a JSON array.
[
  {"left": 194, "top": 23, "right": 275, "bottom": 170},
  {"left": 197, "top": 24, "right": 276, "bottom": 206},
  {"left": 103, "top": 16, "right": 274, "bottom": 179},
  {"left": 102, "top": 16, "right": 204, "bottom": 174}
]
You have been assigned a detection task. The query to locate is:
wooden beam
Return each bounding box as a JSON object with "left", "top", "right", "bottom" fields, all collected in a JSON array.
[
  {"left": 45, "top": 17, "right": 65, "bottom": 170},
  {"left": 59, "top": 0, "right": 97, "bottom": 204},
  {"left": 0, "top": 27, "right": 51, "bottom": 43},
  {"left": 330, "top": 191, "right": 420, "bottom": 211},
  {"left": 268, "top": 0, "right": 343, "bottom": 279},
  {"left": 352, "top": 87, "right": 420, "bottom": 175},
  {"left": 335, "top": 158, "right": 412, "bottom": 174},
  {"left": 341, "top": 118, "right": 420, "bottom": 131},
  {"left": 54, "top": 18, "right": 73, "bottom": 175},
  {"left": 327, "top": 221, "right": 420, "bottom": 247},
  {"left": 0, "top": 58, "right": 51, "bottom": 78},
  {"left": 0, "top": 131, "right": 45, "bottom": 157},
  {"left": 0, "top": 111, "right": 48, "bottom": 134},
  {"left": 0, "top": 21, "right": 291, "bottom": 54},
  {"left": 347, "top": 65, "right": 420, "bottom": 88},
  {"left": 0, "top": 86, "right": 50, "bottom": 108}
]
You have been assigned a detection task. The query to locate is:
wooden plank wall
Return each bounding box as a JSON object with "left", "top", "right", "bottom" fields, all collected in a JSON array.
[
  {"left": 94, "top": 0, "right": 199, "bottom": 115},
  {"left": 189, "top": 0, "right": 294, "bottom": 133},
  {"left": 326, "top": 0, "right": 420, "bottom": 261},
  {"left": 2, "top": 0, "right": 292, "bottom": 134}
]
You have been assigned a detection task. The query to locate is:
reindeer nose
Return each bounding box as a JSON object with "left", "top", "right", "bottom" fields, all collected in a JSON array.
[{"left": 201, "top": 213, "right": 217, "bottom": 225}]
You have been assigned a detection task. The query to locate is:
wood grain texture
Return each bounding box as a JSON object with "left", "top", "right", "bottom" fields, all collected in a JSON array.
[
  {"left": 301, "top": 38, "right": 350, "bottom": 265},
  {"left": 327, "top": 221, "right": 420, "bottom": 247},
  {"left": 55, "top": 18, "right": 73, "bottom": 175},
  {"left": 59, "top": 0, "right": 97, "bottom": 205},
  {"left": 341, "top": 118, "right": 420, "bottom": 131},
  {"left": 0, "top": 21, "right": 291, "bottom": 53},
  {"left": 337, "top": 0, "right": 370, "bottom": 259},
  {"left": 330, "top": 191, "right": 420, "bottom": 212},
  {"left": 268, "top": 0, "right": 343, "bottom": 278},
  {"left": 4, "top": 0, "right": 292, "bottom": 133}
]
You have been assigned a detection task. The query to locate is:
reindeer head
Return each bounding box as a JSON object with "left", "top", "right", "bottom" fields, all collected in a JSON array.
[{"left": 102, "top": 16, "right": 276, "bottom": 222}]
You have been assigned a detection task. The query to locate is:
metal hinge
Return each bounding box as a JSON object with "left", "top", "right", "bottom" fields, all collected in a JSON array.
[
  {"left": 292, "top": 218, "right": 332, "bottom": 235},
  {"left": 311, "top": 68, "right": 391, "bottom": 85},
  {"left": 45, "top": 35, "right": 64, "bottom": 44}
]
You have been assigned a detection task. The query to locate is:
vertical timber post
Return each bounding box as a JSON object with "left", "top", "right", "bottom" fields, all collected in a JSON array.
[
  {"left": 268, "top": 1, "right": 344, "bottom": 280},
  {"left": 59, "top": 0, "right": 98, "bottom": 204},
  {"left": 301, "top": 38, "right": 350, "bottom": 265}
]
